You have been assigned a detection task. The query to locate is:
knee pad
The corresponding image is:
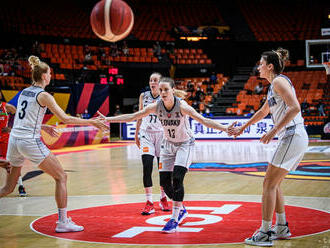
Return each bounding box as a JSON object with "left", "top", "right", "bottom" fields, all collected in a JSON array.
[
  {"left": 142, "top": 154, "right": 154, "bottom": 188},
  {"left": 172, "top": 166, "right": 187, "bottom": 202},
  {"left": 160, "top": 171, "right": 173, "bottom": 199}
]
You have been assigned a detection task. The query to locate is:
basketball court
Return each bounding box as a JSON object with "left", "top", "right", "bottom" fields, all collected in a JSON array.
[{"left": 0, "top": 140, "right": 329, "bottom": 248}]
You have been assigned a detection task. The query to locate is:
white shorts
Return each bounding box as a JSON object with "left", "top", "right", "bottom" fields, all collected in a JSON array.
[
  {"left": 159, "top": 138, "right": 195, "bottom": 172},
  {"left": 269, "top": 124, "right": 308, "bottom": 171},
  {"left": 6, "top": 136, "right": 51, "bottom": 167},
  {"left": 139, "top": 130, "right": 163, "bottom": 157}
]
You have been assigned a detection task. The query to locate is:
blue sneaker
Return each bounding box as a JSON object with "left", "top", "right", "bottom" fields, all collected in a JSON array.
[
  {"left": 162, "top": 219, "right": 178, "bottom": 233},
  {"left": 178, "top": 206, "right": 188, "bottom": 224}
]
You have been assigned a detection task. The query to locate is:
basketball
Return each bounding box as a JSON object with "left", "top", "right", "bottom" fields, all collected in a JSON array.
[{"left": 90, "top": 0, "right": 134, "bottom": 42}]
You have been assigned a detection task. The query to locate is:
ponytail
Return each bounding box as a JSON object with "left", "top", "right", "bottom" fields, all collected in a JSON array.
[
  {"left": 28, "top": 55, "right": 49, "bottom": 84},
  {"left": 261, "top": 48, "right": 289, "bottom": 74},
  {"left": 174, "top": 89, "right": 187, "bottom": 99}
]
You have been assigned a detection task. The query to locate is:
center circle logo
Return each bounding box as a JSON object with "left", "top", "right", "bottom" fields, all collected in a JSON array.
[{"left": 31, "top": 201, "right": 330, "bottom": 245}]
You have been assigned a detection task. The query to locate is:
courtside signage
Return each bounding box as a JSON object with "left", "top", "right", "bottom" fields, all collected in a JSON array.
[{"left": 122, "top": 118, "right": 275, "bottom": 140}]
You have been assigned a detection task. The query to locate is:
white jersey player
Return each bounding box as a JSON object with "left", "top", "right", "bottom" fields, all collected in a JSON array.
[
  {"left": 0, "top": 55, "right": 108, "bottom": 233},
  {"left": 134, "top": 73, "right": 170, "bottom": 215},
  {"left": 98, "top": 77, "right": 233, "bottom": 233},
  {"left": 229, "top": 48, "right": 308, "bottom": 246}
]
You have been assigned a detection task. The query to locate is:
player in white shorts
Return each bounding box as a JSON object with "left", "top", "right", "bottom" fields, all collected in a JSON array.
[
  {"left": 97, "top": 77, "right": 234, "bottom": 233},
  {"left": 229, "top": 48, "right": 308, "bottom": 246},
  {"left": 135, "top": 72, "right": 170, "bottom": 215},
  {"left": 0, "top": 55, "right": 108, "bottom": 233}
]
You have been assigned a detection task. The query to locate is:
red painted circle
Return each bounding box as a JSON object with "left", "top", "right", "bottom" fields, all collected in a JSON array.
[{"left": 31, "top": 201, "right": 330, "bottom": 245}]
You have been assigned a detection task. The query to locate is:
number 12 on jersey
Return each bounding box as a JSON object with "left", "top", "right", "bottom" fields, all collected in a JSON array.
[{"left": 168, "top": 129, "right": 175, "bottom": 138}]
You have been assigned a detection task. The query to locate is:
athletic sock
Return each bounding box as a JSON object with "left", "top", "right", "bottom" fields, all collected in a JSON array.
[
  {"left": 18, "top": 176, "right": 23, "bottom": 186},
  {"left": 146, "top": 193, "right": 153, "bottom": 203},
  {"left": 160, "top": 188, "right": 166, "bottom": 199},
  {"left": 58, "top": 208, "right": 68, "bottom": 222},
  {"left": 171, "top": 206, "right": 180, "bottom": 222},
  {"left": 276, "top": 212, "right": 286, "bottom": 225},
  {"left": 261, "top": 220, "right": 272, "bottom": 232}
]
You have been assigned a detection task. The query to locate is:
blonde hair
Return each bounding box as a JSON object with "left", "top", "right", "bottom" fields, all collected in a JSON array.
[
  {"left": 174, "top": 89, "right": 187, "bottom": 99},
  {"left": 28, "top": 55, "right": 49, "bottom": 84},
  {"left": 159, "top": 77, "right": 187, "bottom": 99},
  {"left": 150, "top": 72, "right": 162, "bottom": 79}
]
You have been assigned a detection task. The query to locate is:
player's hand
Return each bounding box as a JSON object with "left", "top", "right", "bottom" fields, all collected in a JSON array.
[
  {"left": 224, "top": 121, "right": 237, "bottom": 135},
  {"left": 135, "top": 133, "right": 140, "bottom": 149},
  {"left": 1, "top": 127, "right": 11, "bottom": 133},
  {"left": 91, "top": 119, "right": 110, "bottom": 133},
  {"left": 0, "top": 159, "right": 11, "bottom": 174},
  {"left": 42, "top": 125, "right": 60, "bottom": 137},
  {"left": 228, "top": 125, "right": 243, "bottom": 138},
  {"left": 96, "top": 111, "right": 108, "bottom": 121},
  {"left": 260, "top": 128, "right": 277, "bottom": 144}
]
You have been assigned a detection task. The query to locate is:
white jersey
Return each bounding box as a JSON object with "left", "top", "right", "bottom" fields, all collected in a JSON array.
[
  {"left": 267, "top": 74, "right": 304, "bottom": 132},
  {"left": 140, "top": 91, "right": 163, "bottom": 132},
  {"left": 10, "top": 86, "right": 47, "bottom": 139},
  {"left": 156, "top": 96, "right": 193, "bottom": 143}
]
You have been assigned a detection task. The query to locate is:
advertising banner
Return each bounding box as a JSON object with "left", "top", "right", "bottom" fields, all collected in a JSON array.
[
  {"left": 121, "top": 117, "right": 275, "bottom": 140},
  {"left": 41, "top": 124, "right": 110, "bottom": 149}
]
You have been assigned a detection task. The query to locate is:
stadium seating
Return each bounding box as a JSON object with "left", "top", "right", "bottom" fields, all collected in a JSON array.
[{"left": 238, "top": 1, "right": 324, "bottom": 41}]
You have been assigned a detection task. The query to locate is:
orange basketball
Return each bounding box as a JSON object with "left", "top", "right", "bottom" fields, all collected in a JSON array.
[{"left": 90, "top": 0, "right": 134, "bottom": 42}]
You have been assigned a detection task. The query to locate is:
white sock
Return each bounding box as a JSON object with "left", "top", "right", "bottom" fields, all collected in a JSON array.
[
  {"left": 146, "top": 193, "right": 153, "bottom": 203},
  {"left": 260, "top": 220, "right": 272, "bottom": 232},
  {"left": 172, "top": 206, "right": 180, "bottom": 222},
  {"left": 276, "top": 212, "right": 286, "bottom": 225},
  {"left": 17, "top": 176, "right": 23, "bottom": 186},
  {"left": 160, "top": 188, "right": 166, "bottom": 199},
  {"left": 58, "top": 208, "right": 67, "bottom": 222}
]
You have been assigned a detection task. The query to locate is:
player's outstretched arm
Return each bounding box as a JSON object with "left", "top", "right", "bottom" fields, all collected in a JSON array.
[
  {"left": 38, "top": 92, "right": 109, "bottom": 132},
  {"left": 228, "top": 100, "right": 270, "bottom": 138},
  {"left": 97, "top": 102, "right": 157, "bottom": 123},
  {"left": 180, "top": 101, "right": 234, "bottom": 133}
]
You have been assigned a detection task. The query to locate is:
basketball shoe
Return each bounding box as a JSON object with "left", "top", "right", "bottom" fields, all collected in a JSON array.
[
  {"left": 141, "top": 201, "right": 155, "bottom": 215},
  {"left": 178, "top": 206, "right": 188, "bottom": 224},
  {"left": 18, "top": 185, "right": 27, "bottom": 197},
  {"left": 270, "top": 222, "right": 291, "bottom": 240},
  {"left": 55, "top": 218, "right": 84, "bottom": 233},
  {"left": 245, "top": 229, "right": 273, "bottom": 246},
  {"left": 162, "top": 218, "right": 178, "bottom": 233},
  {"left": 159, "top": 197, "right": 170, "bottom": 211}
]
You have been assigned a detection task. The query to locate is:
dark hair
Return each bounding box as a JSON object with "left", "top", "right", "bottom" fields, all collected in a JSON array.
[{"left": 261, "top": 48, "right": 289, "bottom": 74}]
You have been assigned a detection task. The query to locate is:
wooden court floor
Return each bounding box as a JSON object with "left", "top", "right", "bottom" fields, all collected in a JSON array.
[{"left": 0, "top": 140, "right": 329, "bottom": 248}]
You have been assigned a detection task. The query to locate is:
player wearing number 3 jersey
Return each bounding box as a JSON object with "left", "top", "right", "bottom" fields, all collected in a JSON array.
[
  {"left": 98, "top": 77, "right": 234, "bottom": 233},
  {"left": 0, "top": 55, "right": 109, "bottom": 233}
]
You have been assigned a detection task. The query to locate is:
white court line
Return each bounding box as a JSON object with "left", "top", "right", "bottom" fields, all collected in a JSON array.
[{"left": 1, "top": 194, "right": 329, "bottom": 216}]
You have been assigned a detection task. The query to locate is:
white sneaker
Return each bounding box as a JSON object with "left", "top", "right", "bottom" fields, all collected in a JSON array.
[
  {"left": 270, "top": 222, "right": 291, "bottom": 240},
  {"left": 245, "top": 229, "right": 273, "bottom": 246},
  {"left": 55, "top": 218, "right": 84, "bottom": 233}
]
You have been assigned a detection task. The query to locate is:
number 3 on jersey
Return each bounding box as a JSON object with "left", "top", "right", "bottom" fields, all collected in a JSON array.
[
  {"left": 168, "top": 129, "right": 175, "bottom": 138},
  {"left": 18, "top": 100, "right": 28, "bottom": 119}
]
